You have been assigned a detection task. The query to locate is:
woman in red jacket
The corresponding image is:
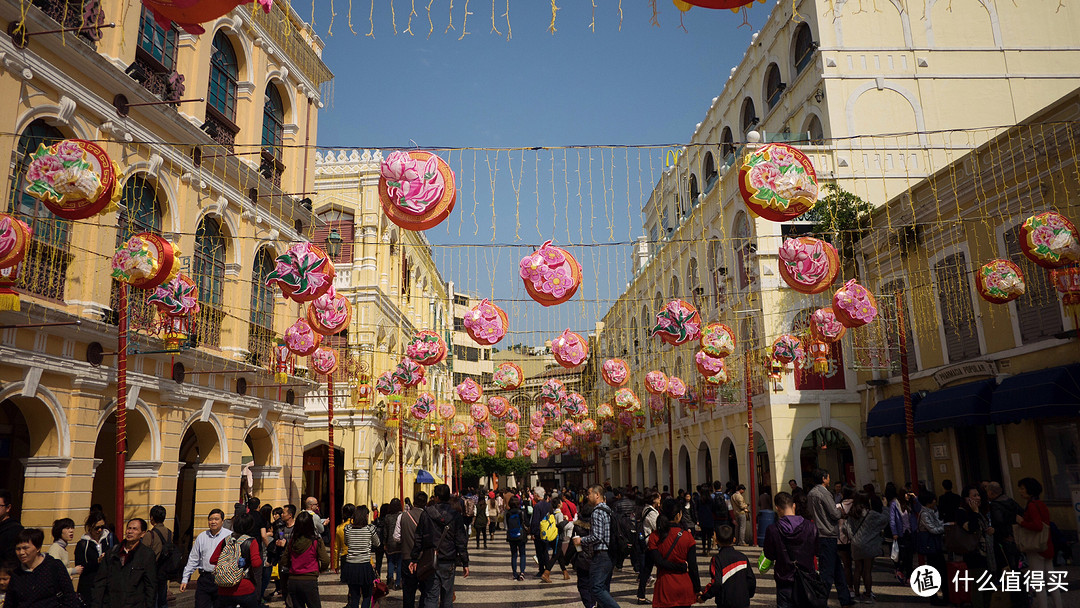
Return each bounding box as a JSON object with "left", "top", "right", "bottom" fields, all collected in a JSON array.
[
  {"left": 646, "top": 498, "right": 700, "bottom": 608},
  {"left": 209, "top": 513, "right": 263, "bottom": 608},
  {"left": 1016, "top": 478, "right": 1061, "bottom": 608}
]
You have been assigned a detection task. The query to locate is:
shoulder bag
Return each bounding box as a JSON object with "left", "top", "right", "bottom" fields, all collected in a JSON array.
[
  {"left": 1013, "top": 522, "right": 1048, "bottom": 554},
  {"left": 944, "top": 521, "right": 979, "bottom": 555},
  {"left": 415, "top": 522, "right": 451, "bottom": 582},
  {"left": 781, "top": 536, "right": 828, "bottom": 608}
]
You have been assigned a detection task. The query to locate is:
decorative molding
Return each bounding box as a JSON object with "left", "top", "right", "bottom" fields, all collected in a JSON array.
[
  {"left": 21, "top": 457, "right": 71, "bottom": 478},
  {"left": 126, "top": 460, "right": 164, "bottom": 478},
  {"left": 251, "top": 465, "right": 281, "bottom": 479},
  {"left": 0, "top": 51, "right": 32, "bottom": 79},
  {"left": 194, "top": 463, "right": 232, "bottom": 478}
]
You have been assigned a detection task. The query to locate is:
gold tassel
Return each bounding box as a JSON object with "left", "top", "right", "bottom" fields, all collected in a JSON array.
[
  {"left": 0, "top": 292, "right": 20, "bottom": 311},
  {"left": 275, "top": 372, "right": 288, "bottom": 384}
]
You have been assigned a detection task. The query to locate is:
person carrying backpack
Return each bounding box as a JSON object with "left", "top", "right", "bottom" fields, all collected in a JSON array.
[
  {"left": 142, "top": 505, "right": 182, "bottom": 608},
  {"left": 280, "top": 511, "right": 329, "bottom": 608},
  {"left": 504, "top": 497, "right": 528, "bottom": 581},
  {"left": 209, "top": 513, "right": 263, "bottom": 608}
]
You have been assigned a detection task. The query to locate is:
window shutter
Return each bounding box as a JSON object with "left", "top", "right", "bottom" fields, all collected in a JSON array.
[
  {"left": 935, "top": 252, "right": 980, "bottom": 362},
  {"left": 1004, "top": 225, "right": 1062, "bottom": 343}
]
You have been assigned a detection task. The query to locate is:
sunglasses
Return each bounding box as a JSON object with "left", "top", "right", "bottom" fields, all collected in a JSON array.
[{"left": 93, "top": 526, "right": 105, "bottom": 531}]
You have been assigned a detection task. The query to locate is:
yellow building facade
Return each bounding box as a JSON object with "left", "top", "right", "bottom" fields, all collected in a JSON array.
[
  {"left": 597, "top": 0, "right": 1080, "bottom": 520},
  {"left": 309, "top": 149, "right": 453, "bottom": 511},
  {"left": 0, "top": 0, "right": 332, "bottom": 548}
]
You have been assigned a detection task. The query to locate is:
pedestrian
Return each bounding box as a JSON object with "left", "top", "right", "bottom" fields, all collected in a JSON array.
[
  {"left": 647, "top": 498, "right": 700, "bottom": 608},
  {"left": 47, "top": 518, "right": 80, "bottom": 577},
  {"left": 0, "top": 563, "right": 12, "bottom": 605},
  {"left": 636, "top": 491, "right": 661, "bottom": 605},
  {"left": 730, "top": 486, "right": 750, "bottom": 546},
  {"left": 787, "top": 480, "right": 800, "bottom": 494},
  {"left": 0, "top": 489, "right": 24, "bottom": 564},
  {"left": 504, "top": 496, "right": 528, "bottom": 581},
  {"left": 271, "top": 505, "right": 296, "bottom": 605},
  {"left": 91, "top": 518, "right": 157, "bottom": 608},
  {"left": 341, "top": 506, "right": 379, "bottom": 608},
  {"left": 540, "top": 495, "right": 571, "bottom": 583},
  {"left": 808, "top": 469, "right": 853, "bottom": 607},
  {"left": 462, "top": 488, "right": 477, "bottom": 534},
  {"left": 698, "top": 525, "right": 755, "bottom": 608},
  {"left": 836, "top": 485, "right": 855, "bottom": 590},
  {"left": 281, "top": 511, "right": 328, "bottom": 608},
  {"left": 142, "top": 505, "right": 173, "bottom": 608},
  {"left": 763, "top": 492, "right": 818, "bottom": 608},
  {"left": 844, "top": 492, "right": 887, "bottom": 603},
  {"left": 937, "top": 480, "right": 962, "bottom": 524},
  {"left": 303, "top": 497, "right": 325, "bottom": 535},
  {"left": 955, "top": 485, "right": 993, "bottom": 608},
  {"left": 529, "top": 486, "right": 552, "bottom": 578},
  {"left": 335, "top": 504, "right": 354, "bottom": 577},
  {"left": 473, "top": 490, "right": 489, "bottom": 549},
  {"left": 986, "top": 481, "right": 1025, "bottom": 608},
  {"left": 6, "top": 528, "right": 78, "bottom": 608},
  {"left": 1016, "top": 478, "right": 1061, "bottom": 608},
  {"left": 410, "top": 484, "right": 470, "bottom": 608},
  {"left": 179, "top": 509, "right": 231, "bottom": 608},
  {"left": 76, "top": 509, "right": 111, "bottom": 607},
  {"left": 380, "top": 500, "right": 402, "bottom": 590},
  {"left": 394, "top": 491, "right": 427, "bottom": 608},
  {"left": 573, "top": 484, "right": 619, "bottom": 608},
  {"left": 696, "top": 486, "right": 715, "bottom": 556},
  {"left": 210, "top": 513, "right": 263, "bottom": 608},
  {"left": 916, "top": 491, "right": 948, "bottom": 606},
  {"left": 887, "top": 484, "right": 920, "bottom": 581},
  {"left": 487, "top": 495, "right": 498, "bottom": 539}
]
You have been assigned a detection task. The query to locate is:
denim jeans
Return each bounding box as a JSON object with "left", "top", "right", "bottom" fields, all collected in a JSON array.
[
  {"left": 817, "top": 536, "right": 852, "bottom": 605},
  {"left": 419, "top": 558, "right": 456, "bottom": 608},
  {"left": 510, "top": 541, "right": 527, "bottom": 576},
  {"left": 589, "top": 550, "right": 619, "bottom": 608},
  {"left": 387, "top": 553, "right": 402, "bottom": 588}
]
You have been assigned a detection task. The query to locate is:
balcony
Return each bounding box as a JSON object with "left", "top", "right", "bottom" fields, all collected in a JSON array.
[
  {"left": 16, "top": 240, "right": 72, "bottom": 302},
  {"left": 189, "top": 304, "right": 225, "bottom": 348},
  {"left": 247, "top": 322, "right": 275, "bottom": 367},
  {"left": 260, "top": 150, "right": 285, "bottom": 188},
  {"left": 126, "top": 48, "right": 185, "bottom": 103},
  {"left": 201, "top": 106, "right": 239, "bottom": 152},
  {"left": 31, "top": 0, "right": 105, "bottom": 45},
  {"left": 106, "top": 280, "right": 159, "bottom": 329}
]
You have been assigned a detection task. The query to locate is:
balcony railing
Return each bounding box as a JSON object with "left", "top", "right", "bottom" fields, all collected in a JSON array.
[
  {"left": 17, "top": 240, "right": 72, "bottom": 302},
  {"left": 260, "top": 150, "right": 285, "bottom": 188},
  {"left": 201, "top": 106, "right": 239, "bottom": 152},
  {"left": 31, "top": 0, "right": 105, "bottom": 45},
  {"left": 189, "top": 304, "right": 225, "bottom": 348},
  {"left": 106, "top": 280, "right": 158, "bottom": 329},
  {"left": 126, "top": 48, "right": 185, "bottom": 102},
  {"left": 247, "top": 322, "right": 275, "bottom": 367}
]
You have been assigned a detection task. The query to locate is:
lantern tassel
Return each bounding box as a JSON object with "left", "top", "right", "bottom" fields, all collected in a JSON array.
[
  {"left": 275, "top": 372, "right": 288, "bottom": 384},
  {"left": 0, "top": 290, "right": 20, "bottom": 312}
]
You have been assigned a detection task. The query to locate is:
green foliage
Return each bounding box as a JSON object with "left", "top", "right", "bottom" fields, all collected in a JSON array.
[
  {"left": 461, "top": 454, "right": 533, "bottom": 480},
  {"left": 798, "top": 183, "right": 873, "bottom": 262}
]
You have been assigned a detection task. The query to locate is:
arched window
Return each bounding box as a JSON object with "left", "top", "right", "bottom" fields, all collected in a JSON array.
[
  {"left": 741, "top": 98, "right": 758, "bottom": 134},
  {"left": 720, "top": 127, "right": 735, "bottom": 164},
  {"left": 112, "top": 175, "right": 164, "bottom": 325},
  {"left": 137, "top": 6, "right": 177, "bottom": 71},
  {"left": 670, "top": 276, "right": 680, "bottom": 299},
  {"left": 1004, "top": 224, "right": 1062, "bottom": 343},
  {"left": 804, "top": 114, "right": 824, "bottom": 144},
  {"left": 652, "top": 293, "right": 663, "bottom": 317},
  {"left": 661, "top": 205, "right": 672, "bottom": 237},
  {"left": 686, "top": 257, "right": 701, "bottom": 307},
  {"left": 193, "top": 217, "right": 227, "bottom": 346},
  {"left": 793, "top": 22, "right": 815, "bottom": 74},
  {"left": 249, "top": 247, "right": 277, "bottom": 365},
  {"left": 8, "top": 119, "right": 71, "bottom": 301},
  {"left": 764, "top": 63, "right": 785, "bottom": 110},
  {"left": 208, "top": 32, "right": 239, "bottom": 121},
  {"left": 262, "top": 84, "right": 285, "bottom": 157},
  {"left": 734, "top": 211, "right": 754, "bottom": 289},
  {"left": 933, "top": 252, "right": 980, "bottom": 362},
  {"left": 688, "top": 173, "right": 699, "bottom": 207},
  {"left": 702, "top": 153, "right": 717, "bottom": 192}
]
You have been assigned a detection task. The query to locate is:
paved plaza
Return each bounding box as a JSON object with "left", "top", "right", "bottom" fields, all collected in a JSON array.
[{"left": 171, "top": 530, "right": 1080, "bottom": 608}]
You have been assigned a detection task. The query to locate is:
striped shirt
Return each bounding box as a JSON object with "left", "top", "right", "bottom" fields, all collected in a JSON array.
[{"left": 343, "top": 524, "right": 380, "bottom": 565}]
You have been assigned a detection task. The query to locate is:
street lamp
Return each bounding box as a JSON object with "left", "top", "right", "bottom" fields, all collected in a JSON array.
[{"left": 325, "top": 229, "right": 343, "bottom": 259}]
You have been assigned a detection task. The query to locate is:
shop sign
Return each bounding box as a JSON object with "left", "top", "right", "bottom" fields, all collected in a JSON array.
[{"left": 933, "top": 361, "right": 996, "bottom": 387}]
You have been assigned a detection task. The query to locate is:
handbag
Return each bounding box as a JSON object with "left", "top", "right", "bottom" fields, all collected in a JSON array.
[
  {"left": 373, "top": 578, "right": 389, "bottom": 601},
  {"left": 780, "top": 538, "right": 828, "bottom": 608},
  {"left": 944, "top": 523, "right": 979, "bottom": 554},
  {"left": 415, "top": 523, "right": 451, "bottom": 582},
  {"left": 916, "top": 530, "right": 942, "bottom": 555},
  {"left": 1013, "top": 523, "right": 1049, "bottom": 554}
]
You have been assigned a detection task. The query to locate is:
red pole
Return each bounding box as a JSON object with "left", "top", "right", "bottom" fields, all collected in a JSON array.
[
  {"left": 398, "top": 414, "right": 405, "bottom": 502},
  {"left": 897, "top": 292, "right": 919, "bottom": 491},
  {"left": 115, "top": 282, "right": 128, "bottom": 524},
  {"left": 667, "top": 398, "right": 675, "bottom": 492},
  {"left": 328, "top": 375, "right": 336, "bottom": 564},
  {"left": 746, "top": 351, "right": 758, "bottom": 546}
]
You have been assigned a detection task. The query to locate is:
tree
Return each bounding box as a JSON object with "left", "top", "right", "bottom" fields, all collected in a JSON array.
[
  {"left": 461, "top": 454, "right": 533, "bottom": 488},
  {"left": 798, "top": 183, "right": 873, "bottom": 263}
]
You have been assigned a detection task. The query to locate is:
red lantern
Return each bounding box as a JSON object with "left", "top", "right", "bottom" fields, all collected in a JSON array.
[
  {"left": 1051, "top": 266, "right": 1080, "bottom": 315},
  {"left": 266, "top": 243, "right": 336, "bottom": 303},
  {"left": 675, "top": 0, "right": 760, "bottom": 9},
  {"left": 551, "top": 329, "right": 589, "bottom": 368},
  {"left": 739, "top": 143, "right": 819, "bottom": 222},
  {"left": 379, "top": 151, "right": 457, "bottom": 231},
  {"left": 141, "top": 0, "right": 272, "bottom": 35},
  {"left": 519, "top": 240, "right": 582, "bottom": 306},
  {"left": 111, "top": 232, "right": 180, "bottom": 290},
  {"left": 406, "top": 330, "right": 448, "bottom": 366},
  {"left": 652, "top": 299, "right": 702, "bottom": 345},
  {"left": 22, "top": 140, "right": 120, "bottom": 220},
  {"left": 309, "top": 348, "right": 338, "bottom": 376},
  {"left": 272, "top": 340, "right": 294, "bottom": 383},
  {"left": 1020, "top": 212, "right": 1080, "bottom": 269},
  {"left": 808, "top": 340, "right": 830, "bottom": 374},
  {"left": 284, "top": 318, "right": 321, "bottom": 356},
  {"left": 307, "top": 287, "right": 352, "bottom": 336},
  {"left": 0, "top": 214, "right": 32, "bottom": 312},
  {"left": 147, "top": 274, "right": 200, "bottom": 350},
  {"left": 778, "top": 237, "right": 839, "bottom": 295}
]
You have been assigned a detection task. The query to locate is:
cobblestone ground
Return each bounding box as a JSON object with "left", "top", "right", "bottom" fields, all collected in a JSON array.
[{"left": 174, "top": 530, "right": 1080, "bottom": 608}]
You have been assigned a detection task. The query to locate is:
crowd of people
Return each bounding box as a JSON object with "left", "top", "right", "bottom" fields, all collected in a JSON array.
[{"left": 0, "top": 472, "right": 1067, "bottom": 608}]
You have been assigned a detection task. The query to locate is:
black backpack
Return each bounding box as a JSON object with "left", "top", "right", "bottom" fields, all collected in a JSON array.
[
  {"left": 711, "top": 491, "right": 730, "bottom": 523},
  {"left": 605, "top": 505, "right": 634, "bottom": 563},
  {"left": 506, "top": 511, "right": 523, "bottom": 540},
  {"left": 152, "top": 528, "right": 185, "bottom": 582}
]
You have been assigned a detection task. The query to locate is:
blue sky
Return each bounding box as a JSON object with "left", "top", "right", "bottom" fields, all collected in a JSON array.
[{"left": 310, "top": 1, "right": 771, "bottom": 345}]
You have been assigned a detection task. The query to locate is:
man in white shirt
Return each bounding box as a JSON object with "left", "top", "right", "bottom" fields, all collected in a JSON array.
[
  {"left": 179, "top": 509, "right": 231, "bottom": 608},
  {"left": 304, "top": 497, "right": 325, "bottom": 534}
]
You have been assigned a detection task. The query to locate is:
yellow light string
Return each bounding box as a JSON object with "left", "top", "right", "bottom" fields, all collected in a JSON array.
[
  {"left": 503, "top": 0, "right": 512, "bottom": 39},
  {"left": 490, "top": 0, "right": 501, "bottom": 35},
  {"left": 446, "top": 0, "right": 455, "bottom": 33},
  {"left": 367, "top": 0, "right": 376, "bottom": 36},
  {"left": 427, "top": 0, "right": 436, "bottom": 37},
  {"left": 329, "top": 0, "right": 337, "bottom": 35},
  {"left": 459, "top": 0, "right": 472, "bottom": 40},
  {"left": 403, "top": 0, "right": 417, "bottom": 34},
  {"left": 391, "top": 0, "right": 398, "bottom": 34},
  {"left": 549, "top": 0, "right": 559, "bottom": 34}
]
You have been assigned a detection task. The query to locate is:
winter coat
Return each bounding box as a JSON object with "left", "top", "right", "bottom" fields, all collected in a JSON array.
[
  {"left": 700, "top": 545, "right": 757, "bottom": 608},
  {"left": 762, "top": 515, "right": 818, "bottom": 584},
  {"left": 807, "top": 485, "right": 842, "bottom": 538},
  {"left": 91, "top": 542, "right": 157, "bottom": 608},
  {"left": 6, "top": 554, "right": 77, "bottom": 608},
  {"left": 844, "top": 510, "right": 888, "bottom": 560},
  {"left": 411, "top": 503, "right": 469, "bottom": 567}
]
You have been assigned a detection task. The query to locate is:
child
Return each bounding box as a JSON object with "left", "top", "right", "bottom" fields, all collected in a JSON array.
[
  {"left": 699, "top": 525, "right": 756, "bottom": 608},
  {"left": 0, "top": 563, "right": 13, "bottom": 606}
]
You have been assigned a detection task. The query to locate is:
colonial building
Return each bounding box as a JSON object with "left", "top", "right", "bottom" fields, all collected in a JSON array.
[
  {"left": 597, "top": 0, "right": 1080, "bottom": 514},
  {"left": 309, "top": 149, "right": 453, "bottom": 510},
  {"left": 0, "top": 0, "right": 331, "bottom": 549}
]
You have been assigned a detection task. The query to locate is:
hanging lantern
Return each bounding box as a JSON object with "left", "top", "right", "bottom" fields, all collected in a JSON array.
[
  {"left": 450, "top": 421, "right": 468, "bottom": 436},
  {"left": 810, "top": 308, "right": 846, "bottom": 343},
  {"left": 380, "top": 150, "right": 457, "bottom": 231},
  {"left": 700, "top": 323, "right": 737, "bottom": 357},
  {"left": 376, "top": 372, "right": 402, "bottom": 396},
  {"left": 666, "top": 377, "right": 688, "bottom": 399},
  {"left": 601, "top": 358, "right": 629, "bottom": 387},
  {"left": 23, "top": 139, "right": 120, "bottom": 220},
  {"left": 530, "top": 412, "right": 545, "bottom": 428},
  {"left": 271, "top": 340, "right": 294, "bottom": 383},
  {"left": 284, "top": 318, "right": 321, "bottom": 357},
  {"left": 463, "top": 298, "right": 508, "bottom": 345},
  {"left": 695, "top": 349, "right": 726, "bottom": 378},
  {"left": 0, "top": 214, "right": 31, "bottom": 312},
  {"left": 651, "top": 299, "right": 702, "bottom": 345},
  {"left": 438, "top": 402, "right": 456, "bottom": 421},
  {"left": 771, "top": 334, "right": 804, "bottom": 365},
  {"left": 614, "top": 388, "right": 641, "bottom": 411},
  {"left": 309, "top": 348, "right": 338, "bottom": 376},
  {"left": 778, "top": 237, "right": 840, "bottom": 294},
  {"left": 551, "top": 329, "right": 589, "bottom": 369},
  {"left": 487, "top": 396, "right": 510, "bottom": 419},
  {"left": 675, "top": 0, "right": 760, "bottom": 9},
  {"left": 265, "top": 242, "right": 336, "bottom": 303},
  {"left": 505, "top": 450, "right": 516, "bottom": 459},
  {"left": 1051, "top": 266, "right": 1080, "bottom": 315},
  {"left": 541, "top": 400, "right": 561, "bottom": 420},
  {"left": 407, "top": 330, "right": 448, "bottom": 366},
  {"left": 831, "top": 279, "right": 879, "bottom": 328},
  {"left": 648, "top": 394, "right": 666, "bottom": 412},
  {"left": 618, "top": 411, "right": 633, "bottom": 429},
  {"left": 386, "top": 395, "right": 403, "bottom": 428},
  {"left": 508, "top": 439, "right": 519, "bottom": 452},
  {"left": 505, "top": 421, "right": 520, "bottom": 438},
  {"left": 1020, "top": 211, "right": 1080, "bottom": 269},
  {"left": 539, "top": 378, "right": 567, "bottom": 404},
  {"left": 645, "top": 370, "right": 669, "bottom": 395},
  {"left": 769, "top": 358, "right": 784, "bottom": 392},
  {"left": 147, "top": 274, "right": 200, "bottom": 350},
  {"left": 519, "top": 240, "right": 582, "bottom": 306},
  {"left": 506, "top": 406, "right": 521, "bottom": 423},
  {"left": 808, "top": 340, "right": 831, "bottom": 374},
  {"left": 111, "top": 233, "right": 180, "bottom": 290},
  {"left": 392, "top": 357, "right": 426, "bottom": 387},
  {"left": 976, "top": 259, "right": 1026, "bottom": 304},
  {"left": 307, "top": 287, "right": 352, "bottom": 336},
  {"left": 563, "top": 392, "right": 588, "bottom": 418},
  {"left": 455, "top": 378, "right": 483, "bottom": 404},
  {"left": 633, "top": 410, "right": 646, "bottom": 430},
  {"left": 412, "top": 393, "right": 435, "bottom": 420},
  {"left": 602, "top": 419, "right": 617, "bottom": 435},
  {"left": 596, "top": 402, "right": 614, "bottom": 419},
  {"left": 739, "top": 143, "right": 819, "bottom": 222},
  {"left": 492, "top": 362, "right": 523, "bottom": 390},
  {"left": 704, "top": 361, "right": 729, "bottom": 385},
  {"left": 141, "top": 0, "right": 271, "bottom": 35},
  {"left": 469, "top": 403, "right": 489, "bottom": 424}
]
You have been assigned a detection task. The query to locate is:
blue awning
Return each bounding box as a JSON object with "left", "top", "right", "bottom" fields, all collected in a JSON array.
[
  {"left": 867, "top": 394, "right": 920, "bottom": 437},
  {"left": 416, "top": 469, "right": 438, "bottom": 484},
  {"left": 914, "top": 378, "right": 995, "bottom": 433},
  {"left": 991, "top": 364, "right": 1080, "bottom": 425}
]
